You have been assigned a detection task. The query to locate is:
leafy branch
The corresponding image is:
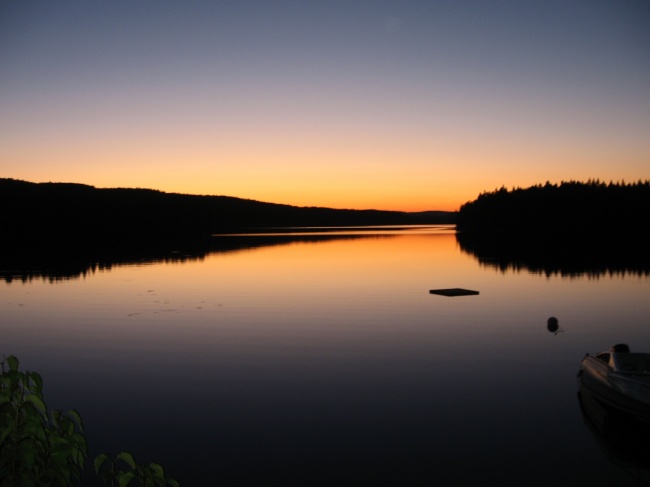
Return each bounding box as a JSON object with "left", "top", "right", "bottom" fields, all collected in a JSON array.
[
  {"left": 0, "top": 355, "right": 178, "bottom": 487},
  {"left": 95, "top": 451, "right": 179, "bottom": 487}
]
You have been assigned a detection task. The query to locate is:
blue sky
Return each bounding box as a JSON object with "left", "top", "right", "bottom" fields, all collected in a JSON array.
[{"left": 2, "top": 0, "right": 649, "bottom": 210}]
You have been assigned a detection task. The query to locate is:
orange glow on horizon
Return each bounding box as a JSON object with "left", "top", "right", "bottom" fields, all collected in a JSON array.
[
  {"left": 2, "top": 2, "right": 649, "bottom": 215},
  {"left": 5, "top": 113, "right": 648, "bottom": 213}
]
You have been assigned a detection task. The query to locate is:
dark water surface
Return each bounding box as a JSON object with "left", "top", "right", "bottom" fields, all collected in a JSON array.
[{"left": 2, "top": 226, "right": 650, "bottom": 485}]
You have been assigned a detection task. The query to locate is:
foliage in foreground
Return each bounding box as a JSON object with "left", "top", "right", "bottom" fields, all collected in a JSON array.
[{"left": 0, "top": 355, "right": 179, "bottom": 487}]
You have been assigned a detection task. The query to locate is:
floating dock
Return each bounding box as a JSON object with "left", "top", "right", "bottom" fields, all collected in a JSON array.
[{"left": 429, "top": 288, "right": 479, "bottom": 297}]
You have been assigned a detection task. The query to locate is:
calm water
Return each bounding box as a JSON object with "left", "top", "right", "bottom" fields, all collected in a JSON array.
[{"left": 2, "top": 226, "right": 650, "bottom": 485}]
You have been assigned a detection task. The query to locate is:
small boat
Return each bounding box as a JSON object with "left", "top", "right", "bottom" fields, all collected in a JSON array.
[{"left": 578, "top": 344, "right": 650, "bottom": 422}]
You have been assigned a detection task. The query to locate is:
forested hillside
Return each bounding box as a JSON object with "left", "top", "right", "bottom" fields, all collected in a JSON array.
[
  {"left": 1, "top": 179, "right": 454, "bottom": 247},
  {"left": 456, "top": 180, "right": 650, "bottom": 234}
]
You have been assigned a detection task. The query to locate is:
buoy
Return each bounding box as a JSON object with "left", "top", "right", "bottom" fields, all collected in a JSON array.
[{"left": 547, "top": 317, "right": 561, "bottom": 334}]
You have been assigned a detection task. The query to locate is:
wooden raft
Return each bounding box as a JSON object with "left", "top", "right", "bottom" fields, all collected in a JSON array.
[{"left": 429, "top": 288, "right": 479, "bottom": 297}]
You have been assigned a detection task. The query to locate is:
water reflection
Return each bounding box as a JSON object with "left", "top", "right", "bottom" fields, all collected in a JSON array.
[
  {"left": 456, "top": 231, "right": 650, "bottom": 278},
  {"left": 578, "top": 384, "right": 650, "bottom": 485},
  {"left": 3, "top": 224, "right": 649, "bottom": 485},
  {"left": 0, "top": 226, "right": 450, "bottom": 283},
  {"left": 5, "top": 225, "right": 650, "bottom": 283},
  {"left": 0, "top": 234, "right": 371, "bottom": 283},
  {"left": 0, "top": 242, "right": 209, "bottom": 283}
]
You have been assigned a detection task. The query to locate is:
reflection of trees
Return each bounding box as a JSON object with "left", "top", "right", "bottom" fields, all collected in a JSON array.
[
  {"left": 0, "top": 234, "right": 370, "bottom": 284},
  {"left": 455, "top": 180, "right": 650, "bottom": 278},
  {"left": 456, "top": 231, "right": 650, "bottom": 278},
  {"left": 0, "top": 239, "right": 210, "bottom": 284},
  {"left": 0, "top": 178, "right": 454, "bottom": 282}
]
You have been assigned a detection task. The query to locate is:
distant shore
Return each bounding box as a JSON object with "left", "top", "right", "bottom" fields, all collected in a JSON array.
[{"left": 0, "top": 178, "right": 456, "bottom": 247}]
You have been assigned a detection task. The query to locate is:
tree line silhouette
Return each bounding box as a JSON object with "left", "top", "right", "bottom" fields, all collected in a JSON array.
[
  {"left": 455, "top": 180, "right": 650, "bottom": 277},
  {"left": 4, "top": 178, "right": 649, "bottom": 281},
  {"left": 456, "top": 179, "right": 650, "bottom": 234},
  {"left": 0, "top": 178, "right": 455, "bottom": 249}
]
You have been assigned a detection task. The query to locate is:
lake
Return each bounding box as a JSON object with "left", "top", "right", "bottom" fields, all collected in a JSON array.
[{"left": 2, "top": 225, "right": 650, "bottom": 486}]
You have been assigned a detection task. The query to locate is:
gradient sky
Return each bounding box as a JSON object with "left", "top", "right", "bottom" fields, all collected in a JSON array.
[{"left": 1, "top": 1, "right": 649, "bottom": 211}]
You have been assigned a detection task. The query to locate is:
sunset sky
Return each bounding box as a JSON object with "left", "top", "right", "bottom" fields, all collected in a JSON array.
[{"left": 1, "top": 1, "right": 649, "bottom": 211}]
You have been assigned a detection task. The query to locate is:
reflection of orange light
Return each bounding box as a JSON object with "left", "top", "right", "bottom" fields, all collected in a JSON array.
[{"left": 106, "top": 231, "right": 467, "bottom": 295}]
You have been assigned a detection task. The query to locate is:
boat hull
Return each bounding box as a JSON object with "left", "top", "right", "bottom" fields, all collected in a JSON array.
[
  {"left": 578, "top": 383, "right": 650, "bottom": 484},
  {"left": 578, "top": 355, "right": 650, "bottom": 423}
]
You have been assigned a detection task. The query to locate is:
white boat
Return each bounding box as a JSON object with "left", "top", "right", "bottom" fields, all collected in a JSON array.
[{"left": 578, "top": 344, "right": 650, "bottom": 421}]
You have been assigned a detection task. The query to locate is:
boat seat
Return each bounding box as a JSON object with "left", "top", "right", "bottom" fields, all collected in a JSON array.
[{"left": 612, "top": 353, "right": 649, "bottom": 374}]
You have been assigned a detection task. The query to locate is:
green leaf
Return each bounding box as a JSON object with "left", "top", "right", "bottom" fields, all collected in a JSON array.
[
  {"left": 117, "top": 451, "right": 137, "bottom": 470},
  {"left": 117, "top": 471, "right": 136, "bottom": 487},
  {"left": 168, "top": 478, "right": 180, "bottom": 487},
  {"left": 48, "top": 436, "right": 68, "bottom": 450},
  {"left": 68, "top": 409, "right": 84, "bottom": 431},
  {"left": 51, "top": 409, "right": 61, "bottom": 427},
  {"left": 17, "top": 444, "right": 36, "bottom": 470},
  {"left": 6, "top": 356, "right": 18, "bottom": 372},
  {"left": 94, "top": 453, "right": 110, "bottom": 475},
  {"left": 24, "top": 393, "right": 46, "bottom": 415},
  {"left": 4, "top": 371, "right": 19, "bottom": 390},
  {"left": 23, "top": 420, "right": 47, "bottom": 444},
  {"left": 73, "top": 432, "right": 88, "bottom": 452},
  {"left": 149, "top": 462, "right": 164, "bottom": 478},
  {"left": 0, "top": 420, "right": 15, "bottom": 446},
  {"left": 28, "top": 372, "right": 43, "bottom": 393},
  {"left": 75, "top": 449, "right": 86, "bottom": 467}
]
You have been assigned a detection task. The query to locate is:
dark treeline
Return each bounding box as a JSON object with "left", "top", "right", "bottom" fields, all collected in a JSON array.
[
  {"left": 0, "top": 178, "right": 455, "bottom": 248},
  {"left": 456, "top": 180, "right": 650, "bottom": 234},
  {"left": 455, "top": 180, "right": 650, "bottom": 277}
]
